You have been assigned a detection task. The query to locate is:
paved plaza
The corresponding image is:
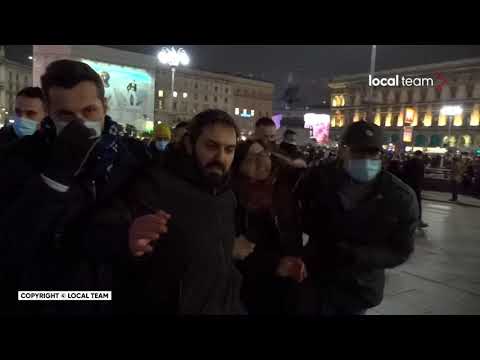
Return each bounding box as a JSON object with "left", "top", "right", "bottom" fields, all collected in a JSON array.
[{"left": 368, "top": 197, "right": 480, "bottom": 315}]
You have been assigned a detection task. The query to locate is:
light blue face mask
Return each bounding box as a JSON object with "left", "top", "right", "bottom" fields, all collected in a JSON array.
[
  {"left": 155, "top": 140, "right": 169, "bottom": 151},
  {"left": 343, "top": 159, "right": 382, "bottom": 183},
  {"left": 13, "top": 116, "right": 39, "bottom": 137}
]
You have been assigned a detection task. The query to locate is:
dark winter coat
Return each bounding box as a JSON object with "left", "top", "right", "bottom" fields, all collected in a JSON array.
[
  {"left": 0, "top": 125, "right": 18, "bottom": 151},
  {"left": 403, "top": 158, "right": 425, "bottom": 190},
  {"left": 112, "top": 148, "right": 244, "bottom": 315},
  {"left": 0, "top": 121, "right": 151, "bottom": 316},
  {"left": 280, "top": 162, "right": 419, "bottom": 314}
]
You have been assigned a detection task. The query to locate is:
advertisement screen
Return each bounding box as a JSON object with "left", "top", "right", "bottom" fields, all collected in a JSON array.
[
  {"left": 81, "top": 59, "right": 155, "bottom": 131},
  {"left": 272, "top": 114, "right": 282, "bottom": 129},
  {"left": 304, "top": 113, "right": 330, "bottom": 144},
  {"left": 403, "top": 126, "right": 413, "bottom": 143}
]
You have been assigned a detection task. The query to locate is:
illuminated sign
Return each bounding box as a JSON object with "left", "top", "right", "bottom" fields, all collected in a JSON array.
[
  {"left": 403, "top": 126, "right": 413, "bottom": 143},
  {"left": 405, "top": 107, "right": 415, "bottom": 125},
  {"left": 272, "top": 114, "right": 282, "bottom": 129},
  {"left": 240, "top": 109, "right": 254, "bottom": 118},
  {"left": 81, "top": 59, "right": 155, "bottom": 130},
  {"left": 440, "top": 105, "right": 463, "bottom": 116},
  {"left": 145, "top": 120, "right": 154, "bottom": 132},
  {"left": 304, "top": 113, "right": 330, "bottom": 144}
]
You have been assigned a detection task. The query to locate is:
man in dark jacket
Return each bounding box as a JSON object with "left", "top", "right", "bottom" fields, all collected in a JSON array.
[
  {"left": 114, "top": 109, "right": 244, "bottom": 315},
  {"left": 279, "top": 129, "right": 304, "bottom": 161},
  {"left": 0, "top": 87, "right": 46, "bottom": 151},
  {"left": 0, "top": 60, "right": 150, "bottom": 316},
  {"left": 403, "top": 150, "right": 428, "bottom": 228},
  {"left": 278, "top": 121, "right": 419, "bottom": 315}
]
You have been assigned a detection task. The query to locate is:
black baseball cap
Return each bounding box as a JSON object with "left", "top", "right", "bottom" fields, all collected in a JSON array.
[{"left": 340, "top": 121, "right": 384, "bottom": 152}]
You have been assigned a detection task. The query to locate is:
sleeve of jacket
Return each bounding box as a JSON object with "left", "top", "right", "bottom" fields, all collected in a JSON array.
[
  {"left": 337, "top": 187, "right": 419, "bottom": 271},
  {"left": 273, "top": 166, "right": 308, "bottom": 256},
  {"left": 0, "top": 174, "right": 80, "bottom": 272}
]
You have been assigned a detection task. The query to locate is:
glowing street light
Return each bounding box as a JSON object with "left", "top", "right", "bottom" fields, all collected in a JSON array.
[
  {"left": 441, "top": 105, "right": 463, "bottom": 144},
  {"left": 157, "top": 47, "right": 190, "bottom": 95},
  {"left": 28, "top": 56, "right": 33, "bottom": 60}
]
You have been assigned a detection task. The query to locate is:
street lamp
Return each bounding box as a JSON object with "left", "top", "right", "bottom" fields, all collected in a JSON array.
[
  {"left": 157, "top": 46, "right": 190, "bottom": 95},
  {"left": 441, "top": 105, "right": 463, "bottom": 147}
]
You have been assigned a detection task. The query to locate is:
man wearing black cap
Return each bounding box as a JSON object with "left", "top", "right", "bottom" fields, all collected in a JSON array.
[{"left": 279, "top": 120, "right": 419, "bottom": 315}]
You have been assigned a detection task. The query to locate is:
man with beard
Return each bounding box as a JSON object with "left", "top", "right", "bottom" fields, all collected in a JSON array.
[{"left": 114, "top": 109, "right": 245, "bottom": 314}]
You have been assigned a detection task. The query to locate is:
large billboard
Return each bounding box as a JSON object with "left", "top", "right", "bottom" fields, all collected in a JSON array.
[
  {"left": 304, "top": 113, "right": 330, "bottom": 144},
  {"left": 81, "top": 59, "right": 154, "bottom": 131}
]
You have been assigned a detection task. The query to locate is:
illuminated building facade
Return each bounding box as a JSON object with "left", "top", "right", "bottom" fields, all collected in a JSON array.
[{"left": 329, "top": 57, "right": 480, "bottom": 152}]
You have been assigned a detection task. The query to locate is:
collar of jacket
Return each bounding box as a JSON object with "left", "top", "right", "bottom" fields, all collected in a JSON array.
[{"left": 151, "top": 147, "right": 232, "bottom": 195}]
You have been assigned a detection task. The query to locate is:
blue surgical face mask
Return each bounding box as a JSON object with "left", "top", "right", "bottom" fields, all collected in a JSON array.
[
  {"left": 343, "top": 159, "right": 382, "bottom": 183},
  {"left": 155, "top": 140, "right": 169, "bottom": 151},
  {"left": 13, "top": 116, "right": 39, "bottom": 137}
]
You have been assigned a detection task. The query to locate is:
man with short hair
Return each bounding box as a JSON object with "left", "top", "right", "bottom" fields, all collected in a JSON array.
[
  {"left": 0, "top": 59, "right": 150, "bottom": 316},
  {"left": 254, "top": 117, "right": 277, "bottom": 152},
  {"left": 171, "top": 121, "right": 188, "bottom": 145},
  {"left": 0, "top": 87, "right": 46, "bottom": 150},
  {"left": 279, "top": 121, "right": 419, "bottom": 315},
  {"left": 110, "top": 109, "right": 244, "bottom": 314},
  {"left": 279, "top": 129, "right": 303, "bottom": 161}
]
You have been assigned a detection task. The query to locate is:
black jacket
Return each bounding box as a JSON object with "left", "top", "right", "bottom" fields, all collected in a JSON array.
[
  {"left": 286, "top": 162, "right": 419, "bottom": 313},
  {"left": 0, "top": 125, "right": 18, "bottom": 151},
  {"left": 403, "top": 158, "right": 425, "bottom": 189},
  {"left": 112, "top": 148, "right": 244, "bottom": 315},
  {"left": 279, "top": 142, "right": 303, "bottom": 161},
  {"left": 0, "top": 125, "right": 151, "bottom": 316}
]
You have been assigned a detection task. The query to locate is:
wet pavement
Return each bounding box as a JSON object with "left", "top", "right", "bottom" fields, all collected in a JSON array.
[{"left": 368, "top": 199, "right": 480, "bottom": 315}]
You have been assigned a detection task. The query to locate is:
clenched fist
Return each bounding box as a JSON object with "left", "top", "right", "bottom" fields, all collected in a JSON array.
[
  {"left": 233, "top": 235, "right": 256, "bottom": 260},
  {"left": 128, "top": 210, "right": 171, "bottom": 257},
  {"left": 276, "top": 256, "right": 308, "bottom": 283}
]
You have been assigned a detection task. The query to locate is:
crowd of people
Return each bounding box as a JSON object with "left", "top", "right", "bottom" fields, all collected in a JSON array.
[{"left": 0, "top": 59, "right": 420, "bottom": 316}]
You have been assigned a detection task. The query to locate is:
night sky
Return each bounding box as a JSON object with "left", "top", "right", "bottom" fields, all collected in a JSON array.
[{"left": 5, "top": 45, "right": 480, "bottom": 108}]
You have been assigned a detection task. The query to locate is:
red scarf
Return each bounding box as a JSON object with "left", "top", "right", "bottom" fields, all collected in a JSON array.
[{"left": 235, "top": 175, "right": 275, "bottom": 211}]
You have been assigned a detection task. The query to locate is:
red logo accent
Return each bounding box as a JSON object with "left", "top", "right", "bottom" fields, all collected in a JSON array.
[{"left": 434, "top": 72, "right": 448, "bottom": 92}]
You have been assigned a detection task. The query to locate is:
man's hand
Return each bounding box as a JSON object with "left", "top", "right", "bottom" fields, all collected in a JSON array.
[
  {"left": 233, "top": 235, "right": 256, "bottom": 260},
  {"left": 276, "top": 256, "right": 308, "bottom": 283},
  {"left": 129, "top": 210, "right": 171, "bottom": 257}
]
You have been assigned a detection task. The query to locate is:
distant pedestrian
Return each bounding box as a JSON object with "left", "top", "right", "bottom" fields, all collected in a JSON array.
[
  {"left": 449, "top": 156, "right": 465, "bottom": 202},
  {"left": 403, "top": 150, "right": 428, "bottom": 228}
]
